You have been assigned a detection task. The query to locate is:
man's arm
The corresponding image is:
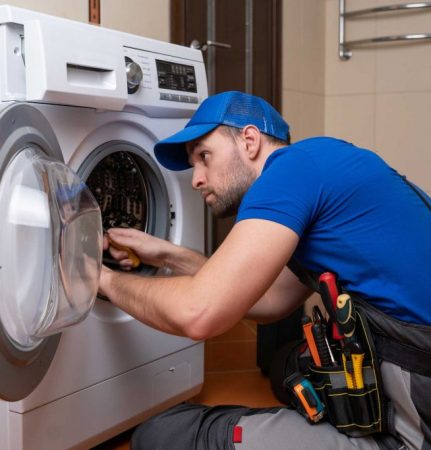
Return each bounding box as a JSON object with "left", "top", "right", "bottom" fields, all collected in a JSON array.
[
  {"left": 245, "top": 266, "right": 313, "bottom": 323},
  {"left": 99, "top": 219, "right": 301, "bottom": 340}
]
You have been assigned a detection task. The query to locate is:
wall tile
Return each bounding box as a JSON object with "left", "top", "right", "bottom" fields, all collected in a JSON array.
[
  {"left": 325, "top": 0, "right": 377, "bottom": 95},
  {"left": 375, "top": 92, "right": 431, "bottom": 192},
  {"left": 375, "top": 5, "right": 431, "bottom": 93},
  {"left": 299, "top": 0, "right": 326, "bottom": 95},
  {"left": 5, "top": 0, "right": 88, "bottom": 22},
  {"left": 101, "top": 0, "right": 170, "bottom": 41},
  {"left": 282, "top": 0, "right": 302, "bottom": 91},
  {"left": 282, "top": 89, "right": 302, "bottom": 137},
  {"left": 325, "top": 94, "right": 375, "bottom": 149},
  {"left": 283, "top": 90, "right": 325, "bottom": 141}
]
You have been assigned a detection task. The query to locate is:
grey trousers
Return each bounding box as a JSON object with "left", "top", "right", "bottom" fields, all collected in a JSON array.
[{"left": 131, "top": 361, "right": 429, "bottom": 450}]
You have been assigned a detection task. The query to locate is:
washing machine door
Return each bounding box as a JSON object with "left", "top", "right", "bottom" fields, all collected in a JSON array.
[{"left": 0, "top": 104, "right": 103, "bottom": 401}]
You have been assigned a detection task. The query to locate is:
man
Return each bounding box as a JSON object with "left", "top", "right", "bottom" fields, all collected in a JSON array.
[{"left": 99, "top": 91, "right": 431, "bottom": 450}]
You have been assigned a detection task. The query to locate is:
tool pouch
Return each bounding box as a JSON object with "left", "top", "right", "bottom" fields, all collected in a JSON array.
[
  {"left": 307, "top": 303, "right": 388, "bottom": 437},
  {"left": 270, "top": 303, "right": 388, "bottom": 437}
]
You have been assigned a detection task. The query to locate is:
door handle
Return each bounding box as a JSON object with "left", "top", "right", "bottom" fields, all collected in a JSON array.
[{"left": 190, "top": 39, "right": 232, "bottom": 51}]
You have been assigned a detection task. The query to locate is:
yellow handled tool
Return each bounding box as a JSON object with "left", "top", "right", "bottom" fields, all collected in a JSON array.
[
  {"left": 351, "top": 345, "right": 365, "bottom": 389},
  {"left": 342, "top": 353, "right": 355, "bottom": 389},
  {"left": 108, "top": 237, "right": 141, "bottom": 268},
  {"left": 343, "top": 342, "right": 365, "bottom": 390}
]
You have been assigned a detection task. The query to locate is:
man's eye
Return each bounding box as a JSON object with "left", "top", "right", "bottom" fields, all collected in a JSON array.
[{"left": 200, "top": 152, "right": 209, "bottom": 162}]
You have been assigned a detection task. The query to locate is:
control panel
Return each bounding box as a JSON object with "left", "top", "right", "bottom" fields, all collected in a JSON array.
[
  {"left": 123, "top": 44, "right": 207, "bottom": 114},
  {"left": 0, "top": 5, "right": 208, "bottom": 114},
  {"left": 156, "top": 60, "right": 197, "bottom": 93}
]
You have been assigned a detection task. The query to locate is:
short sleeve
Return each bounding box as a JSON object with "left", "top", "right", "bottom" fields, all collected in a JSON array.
[{"left": 236, "top": 149, "right": 323, "bottom": 237}]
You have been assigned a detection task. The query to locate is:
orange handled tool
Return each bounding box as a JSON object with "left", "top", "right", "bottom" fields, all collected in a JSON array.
[
  {"left": 108, "top": 237, "right": 141, "bottom": 268},
  {"left": 302, "top": 316, "right": 321, "bottom": 366}
]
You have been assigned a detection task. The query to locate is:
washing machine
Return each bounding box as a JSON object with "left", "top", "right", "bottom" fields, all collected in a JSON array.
[{"left": 0, "top": 6, "right": 207, "bottom": 450}]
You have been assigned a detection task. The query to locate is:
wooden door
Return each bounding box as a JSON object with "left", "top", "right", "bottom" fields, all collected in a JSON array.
[{"left": 171, "top": 0, "right": 282, "bottom": 254}]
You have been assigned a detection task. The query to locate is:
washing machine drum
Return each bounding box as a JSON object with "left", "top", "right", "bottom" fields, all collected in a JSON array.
[{"left": 0, "top": 103, "right": 103, "bottom": 401}]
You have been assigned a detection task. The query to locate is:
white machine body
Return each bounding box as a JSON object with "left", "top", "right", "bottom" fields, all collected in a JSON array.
[{"left": 0, "top": 5, "right": 207, "bottom": 450}]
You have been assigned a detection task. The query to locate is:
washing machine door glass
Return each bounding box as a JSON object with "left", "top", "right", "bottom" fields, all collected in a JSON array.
[{"left": 0, "top": 146, "right": 103, "bottom": 350}]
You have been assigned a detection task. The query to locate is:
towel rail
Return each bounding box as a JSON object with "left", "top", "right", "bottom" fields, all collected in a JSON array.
[{"left": 339, "top": 0, "right": 431, "bottom": 60}]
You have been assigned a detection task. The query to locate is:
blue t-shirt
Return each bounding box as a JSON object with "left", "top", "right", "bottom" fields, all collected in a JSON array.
[{"left": 237, "top": 137, "right": 431, "bottom": 325}]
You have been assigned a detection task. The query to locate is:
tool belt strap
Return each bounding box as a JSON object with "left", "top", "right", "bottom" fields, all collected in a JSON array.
[{"left": 355, "top": 298, "right": 431, "bottom": 377}]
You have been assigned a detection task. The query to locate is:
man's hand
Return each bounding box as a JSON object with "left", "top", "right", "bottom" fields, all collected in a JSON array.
[
  {"left": 105, "top": 228, "right": 207, "bottom": 275},
  {"left": 105, "top": 228, "right": 172, "bottom": 270}
]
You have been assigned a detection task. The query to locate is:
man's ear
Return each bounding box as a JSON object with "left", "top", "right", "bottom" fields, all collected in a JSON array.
[{"left": 241, "top": 125, "right": 261, "bottom": 161}]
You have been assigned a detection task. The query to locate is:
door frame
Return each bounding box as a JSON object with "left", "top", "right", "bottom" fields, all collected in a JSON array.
[{"left": 170, "top": 0, "right": 282, "bottom": 110}]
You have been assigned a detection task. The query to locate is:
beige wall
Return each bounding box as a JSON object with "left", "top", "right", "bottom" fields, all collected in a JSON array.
[
  {"left": 282, "top": 0, "right": 326, "bottom": 141},
  {"left": 2, "top": 0, "right": 88, "bottom": 21},
  {"left": 100, "top": 0, "right": 170, "bottom": 41},
  {"left": 3, "top": 1, "right": 171, "bottom": 42},
  {"left": 283, "top": 0, "right": 431, "bottom": 193}
]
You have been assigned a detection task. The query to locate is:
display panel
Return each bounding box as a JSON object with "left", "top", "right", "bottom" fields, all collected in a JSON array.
[{"left": 156, "top": 59, "right": 197, "bottom": 93}]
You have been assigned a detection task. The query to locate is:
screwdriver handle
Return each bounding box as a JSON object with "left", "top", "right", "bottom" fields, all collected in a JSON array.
[
  {"left": 336, "top": 294, "right": 356, "bottom": 340},
  {"left": 108, "top": 238, "right": 141, "bottom": 268},
  {"left": 302, "top": 316, "right": 321, "bottom": 367},
  {"left": 342, "top": 353, "right": 355, "bottom": 389},
  {"left": 318, "top": 272, "right": 343, "bottom": 340},
  {"left": 352, "top": 352, "right": 365, "bottom": 389}
]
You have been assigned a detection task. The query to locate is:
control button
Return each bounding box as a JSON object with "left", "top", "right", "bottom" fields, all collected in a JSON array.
[{"left": 125, "top": 56, "right": 143, "bottom": 94}]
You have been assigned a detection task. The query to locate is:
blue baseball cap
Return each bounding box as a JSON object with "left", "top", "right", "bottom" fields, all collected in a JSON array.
[{"left": 154, "top": 91, "right": 290, "bottom": 171}]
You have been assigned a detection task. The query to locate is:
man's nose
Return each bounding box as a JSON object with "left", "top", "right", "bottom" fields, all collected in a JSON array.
[{"left": 192, "top": 168, "right": 206, "bottom": 190}]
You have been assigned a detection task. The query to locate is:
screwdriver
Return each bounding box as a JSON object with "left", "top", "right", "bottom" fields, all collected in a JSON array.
[
  {"left": 108, "top": 236, "right": 141, "bottom": 268},
  {"left": 335, "top": 293, "right": 356, "bottom": 342},
  {"left": 302, "top": 315, "right": 322, "bottom": 366},
  {"left": 318, "top": 272, "right": 344, "bottom": 340},
  {"left": 336, "top": 294, "right": 365, "bottom": 389}
]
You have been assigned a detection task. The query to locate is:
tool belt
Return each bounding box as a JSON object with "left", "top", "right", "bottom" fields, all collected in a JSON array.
[
  {"left": 271, "top": 296, "right": 387, "bottom": 437},
  {"left": 272, "top": 259, "right": 431, "bottom": 441},
  {"left": 308, "top": 303, "right": 386, "bottom": 437}
]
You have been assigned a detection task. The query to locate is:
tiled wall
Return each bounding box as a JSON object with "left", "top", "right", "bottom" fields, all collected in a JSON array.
[
  {"left": 326, "top": 0, "right": 431, "bottom": 192},
  {"left": 2, "top": 0, "right": 88, "bottom": 21},
  {"left": 4, "top": 0, "right": 170, "bottom": 42},
  {"left": 100, "top": 0, "right": 170, "bottom": 41},
  {"left": 282, "top": 0, "right": 326, "bottom": 140},
  {"left": 283, "top": 0, "right": 431, "bottom": 193}
]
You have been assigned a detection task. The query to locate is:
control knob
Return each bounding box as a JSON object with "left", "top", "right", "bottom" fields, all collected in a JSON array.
[{"left": 125, "top": 57, "right": 143, "bottom": 94}]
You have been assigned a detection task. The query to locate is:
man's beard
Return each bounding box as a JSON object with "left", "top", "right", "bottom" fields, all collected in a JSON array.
[{"left": 209, "top": 149, "right": 255, "bottom": 218}]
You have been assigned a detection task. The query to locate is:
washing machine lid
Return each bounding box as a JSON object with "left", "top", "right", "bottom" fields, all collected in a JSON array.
[{"left": 0, "top": 103, "right": 103, "bottom": 401}]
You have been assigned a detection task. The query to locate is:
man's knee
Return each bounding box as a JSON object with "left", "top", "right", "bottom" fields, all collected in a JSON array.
[{"left": 131, "top": 403, "right": 208, "bottom": 450}]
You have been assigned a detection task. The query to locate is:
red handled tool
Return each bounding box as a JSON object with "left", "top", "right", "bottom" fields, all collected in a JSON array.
[{"left": 318, "top": 272, "right": 343, "bottom": 340}]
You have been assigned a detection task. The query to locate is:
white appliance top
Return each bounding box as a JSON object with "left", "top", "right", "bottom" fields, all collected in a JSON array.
[{"left": 0, "top": 5, "right": 208, "bottom": 116}]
